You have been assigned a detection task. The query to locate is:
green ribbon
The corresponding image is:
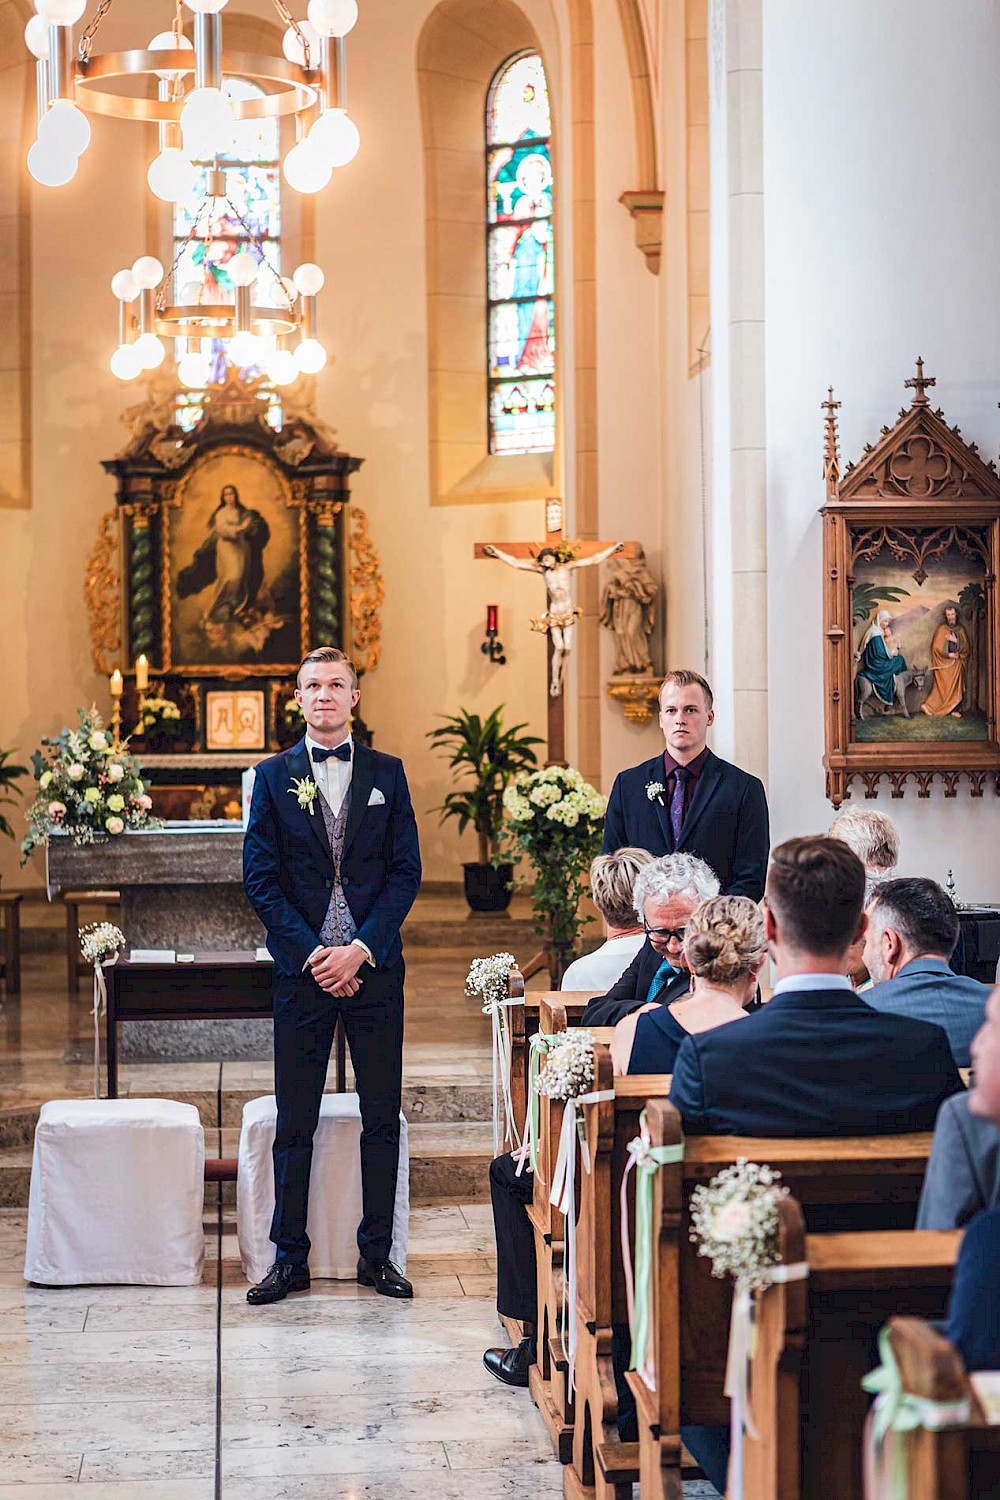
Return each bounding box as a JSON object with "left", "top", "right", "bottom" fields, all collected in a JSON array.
[
  {"left": 862, "top": 1324, "right": 972, "bottom": 1500},
  {"left": 624, "top": 1110, "right": 685, "bottom": 1382},
  {"left": 519, "top": 1030, "right": 561, "bottom": 1177}
]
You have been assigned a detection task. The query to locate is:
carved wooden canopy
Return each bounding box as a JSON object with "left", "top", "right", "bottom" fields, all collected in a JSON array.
[{"left": 821, "top": 362, "right": 1000, "bottom": 806}]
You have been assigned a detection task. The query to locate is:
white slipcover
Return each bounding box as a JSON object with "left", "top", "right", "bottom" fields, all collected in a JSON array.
[
  {"left": 237, "top": 1093, "right": 410, "bottom": 1284},
  {"left": 24, "top": 1099, "right": 205, "bottom": 1286}
]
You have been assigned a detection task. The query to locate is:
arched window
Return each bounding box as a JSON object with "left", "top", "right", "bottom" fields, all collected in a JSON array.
[
  {"left": 173, "top": 78, "right": 283, "bottom": 430},
  {"left": 486, "top": 53, "right": 555, "bottom": 456}
]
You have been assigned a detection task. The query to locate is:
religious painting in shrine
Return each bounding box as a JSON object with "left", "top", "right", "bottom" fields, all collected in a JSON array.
[
  {"left": 821, "top": 364, "right": 1000, "bottom": 805},
  {"left": 165, "top": 445, "right": 303, "bottom": 671},
  {"left": 851, "top": 533, "right": 988, "bottom": 742},
  {"left": 486, "top": 51, "right": 556, "bottom": 456}
]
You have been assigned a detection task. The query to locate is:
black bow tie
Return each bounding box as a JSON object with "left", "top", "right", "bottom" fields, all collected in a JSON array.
[{"left": 311, "top": 742, "right": 351, "bottom": 764}]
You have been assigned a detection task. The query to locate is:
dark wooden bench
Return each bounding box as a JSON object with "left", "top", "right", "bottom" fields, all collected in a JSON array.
[{"left": 0, "top": 891, "right": 22, "bottom": 997}]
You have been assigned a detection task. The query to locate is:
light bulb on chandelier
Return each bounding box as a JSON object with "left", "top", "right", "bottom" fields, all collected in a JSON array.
[
  {"left": 109, "top": 344, "right": 144, "bottom": 381},
  {"left": 229, "top": 330, "right": 262, "bottom": 368},
  {"left": 180, "top": 87, "right": 236, "bottom": 159},
  {"left": 131, "top": 256, "right": 164, "bottom": 291},
  {"left": 147, "top": 30, "right": 194, "bottom": 80},
  {"left": 309, "top": 107, "right": 360, "bottom": 168},
  {"left": 294, "top": 338, "right": 327, "bottom": 375},
  {"left": 178, "top": 350, "right": 213, "bottom": 388},
  {"left": 147, "top": 148, "right": 198, "bottom": 204},
  {"left": 227, "top": 251, "right": 259, "bottom": 287},
  {"left": 110, "top": 269, "right": 140, "bottom": 303},
  {"left": 282, "top": 19, "right": 320, "bottom": 66},
  {"left": 267, "top": 349, "right": 299, "bottom": 386},
  {"left": 283, "top": 140, "right": 332, "bottom": 194},
  {"left": 307, "top": 0, "right": 358, "bottom": 37},
  {"left": 134, "top": 332, "right": 166, "bottom": 370},
  {"left": 39, "top": 100, "right": 92, "bottom": 158},
  {"left": 183, "top": 0, "right": 229, "bottom": 13},
  {"left": 292, "top": 263, "right": 325, "bottom": 297},
  {"left": 34, "top": 0, "right": 86, "bottom": 25},
  {"left": 24, "top": 15, "right": 49, "bottom": 59},
  {"left": 27, "top": 139, "right": 77, "bottom": 187}
]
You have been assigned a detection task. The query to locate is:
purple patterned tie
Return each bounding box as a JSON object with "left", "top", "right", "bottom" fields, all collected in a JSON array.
[{"left": 669, "top": 765, "right": 690, "bottom": 847}]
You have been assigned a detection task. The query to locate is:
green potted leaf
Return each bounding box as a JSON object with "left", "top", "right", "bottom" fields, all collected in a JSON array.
[
  {"left": 427, "top": 706, "right": 542, "bottom": 911},
  {"left": 0, "top": 749, "right": 28, "bottom": 850}
]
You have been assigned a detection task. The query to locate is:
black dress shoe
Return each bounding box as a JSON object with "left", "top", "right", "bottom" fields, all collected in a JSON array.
[
  {"left": 357, "top": 1255, "right": 413, "bottom": 1298},
  {"left": 483, "top": 1337, "right": 536, "bottom": 1388},
  {"left": 246, "top": 1262, "right": 310, "bottom": 1305}
]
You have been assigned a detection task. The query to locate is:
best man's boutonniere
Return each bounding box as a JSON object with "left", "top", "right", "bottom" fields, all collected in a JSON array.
[
  {"left": 645, "top": 780, "right": 666, "bottom": 805},
  {"left": 289, "top": 776, "right": 318, "bottom": 816}
]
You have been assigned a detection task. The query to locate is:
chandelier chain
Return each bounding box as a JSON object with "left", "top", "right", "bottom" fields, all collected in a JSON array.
[
  {"left": 155, "top": 193, "right": 294, "bottom": 314},
  {"left": 156, "top": 196, "right": 212, "bottom": 312},
  {"left": 270, "top": 0, "right": 313, "bottom": 69},
  {"left": 78, "top": 0, "right": 116, "bottom": 64}
]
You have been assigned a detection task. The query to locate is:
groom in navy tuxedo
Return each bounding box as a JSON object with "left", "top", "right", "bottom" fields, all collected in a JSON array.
[
  {"left": 243, "top": 646, "right": 421, "bottom": 1304},
  {"left": 602, "top": 669, "right": 769, "bottom": 900}
]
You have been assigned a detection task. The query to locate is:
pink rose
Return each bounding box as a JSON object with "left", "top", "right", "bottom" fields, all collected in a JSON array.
[
  {"left": 137, "top": 794, "right": 153, "bottom": 811},
  {"left": 105, "top": 815, "right": 125, "bottom": 835},
  {"left": 48, "top": 800, "right": 66, "bottom": 819},
  {"left": 712, "top": 1198, "right": 753, "bottom": 1244}
]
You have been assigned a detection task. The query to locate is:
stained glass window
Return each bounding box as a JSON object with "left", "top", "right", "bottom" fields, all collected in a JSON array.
[
  {"left": 173, "top": 78, "right": 283, "bottom": 430},
  {"left": 486, "top": 53, "right": 555, "bottom": 456}
]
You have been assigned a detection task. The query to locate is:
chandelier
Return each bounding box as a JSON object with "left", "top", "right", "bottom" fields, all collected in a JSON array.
[{"left": 23, "top": 0, "right": 361, "bottom": 387}]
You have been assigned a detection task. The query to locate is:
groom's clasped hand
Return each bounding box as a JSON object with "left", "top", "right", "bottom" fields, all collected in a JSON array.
[{"left": 309, "top": 942, "right": 367, "bottom": 996}]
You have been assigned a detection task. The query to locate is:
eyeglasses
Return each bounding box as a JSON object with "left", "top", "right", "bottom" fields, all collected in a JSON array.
[{"left": 643, "top": 919, "right": 687, "bottom": 943}]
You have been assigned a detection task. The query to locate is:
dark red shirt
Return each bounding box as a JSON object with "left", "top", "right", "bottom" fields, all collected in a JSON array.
[{"left": 663, "top": 744, "right": 709, "bottom": 824}]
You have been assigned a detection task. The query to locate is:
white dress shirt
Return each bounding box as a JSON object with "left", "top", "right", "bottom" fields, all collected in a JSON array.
[
  {"left": 771, "top": 972, "right": 853, "bottom": 996},
  {"left": 561, "top": 933, "right": 645, "bottom": 992},
  {"left": 302, "top": 732, "right": 373, "bottom": 968}
]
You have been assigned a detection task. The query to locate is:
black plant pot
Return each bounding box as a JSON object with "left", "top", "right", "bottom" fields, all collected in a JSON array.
[{"left": 463, "top": 861, "right": 514, "bottom": 913}]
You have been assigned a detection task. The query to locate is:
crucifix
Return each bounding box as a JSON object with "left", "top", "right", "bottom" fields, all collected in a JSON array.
[
  {"left": 905, "top": 356, "right": 936, "bottom": 407},
  {"left": 475, "top": 497, "right": 636, "bottom": 763}
]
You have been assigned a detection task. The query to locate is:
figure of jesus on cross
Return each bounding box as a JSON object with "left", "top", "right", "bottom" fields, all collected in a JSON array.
[{"left": 476, "top": 498, "right": 636, "bottom": 761}]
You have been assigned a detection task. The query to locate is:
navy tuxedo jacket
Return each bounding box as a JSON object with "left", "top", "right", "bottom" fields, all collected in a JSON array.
[
  {"left": 581, "top": 938, "right": 690, "bottom": 1026},
  {"left": 242, "top": 738, "right": 422, "bottom": 979},
  {"left": 601, "top": 750, "right": 769, "bottom": 900},
  {"left": 669, "top": 986, "right": 964, "bottom": 1137}
]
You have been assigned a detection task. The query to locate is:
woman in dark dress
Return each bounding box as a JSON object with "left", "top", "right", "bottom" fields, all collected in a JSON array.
[{"left": 610, "top": 894, "right": 766, "bottom": 1076}]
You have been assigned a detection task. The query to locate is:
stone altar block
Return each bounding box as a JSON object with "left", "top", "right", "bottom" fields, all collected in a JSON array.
[{"left": 47, "top": 823, "right": 271, "bottom": 1061}]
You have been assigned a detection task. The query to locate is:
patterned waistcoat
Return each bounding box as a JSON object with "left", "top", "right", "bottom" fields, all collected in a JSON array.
[{"left": 318, "top": 785, "right": 358, "bottom": 947}]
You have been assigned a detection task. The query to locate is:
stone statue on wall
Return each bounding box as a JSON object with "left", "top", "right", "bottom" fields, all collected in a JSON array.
[{"left": 600, "top": 545, "right": 658, "bottom": 674}]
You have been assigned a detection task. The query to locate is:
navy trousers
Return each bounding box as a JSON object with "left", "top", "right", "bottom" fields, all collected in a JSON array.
[{"left": 271, "top": 959, "right": 404, "bottom": 1266}]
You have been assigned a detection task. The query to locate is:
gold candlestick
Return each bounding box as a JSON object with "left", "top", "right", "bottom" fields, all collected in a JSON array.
[
  {"left": 134, "top": 654, "right": 149, "bottom": 721},
  {"left": 109, "top": 668, "right": 123, "bottom": 746}
]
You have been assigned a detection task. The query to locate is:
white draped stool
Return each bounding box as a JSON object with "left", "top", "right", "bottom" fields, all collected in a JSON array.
[
  {"left": 237, "top": 1094, "right": 410, "bottom": 1284},
  {"left": 24, "top": 1099, "right": 205, "bottom": 1287}
]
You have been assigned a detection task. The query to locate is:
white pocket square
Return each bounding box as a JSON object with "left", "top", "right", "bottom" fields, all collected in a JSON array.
[{"left": 368, "top": 787, "right": 386, "bottom": 806}]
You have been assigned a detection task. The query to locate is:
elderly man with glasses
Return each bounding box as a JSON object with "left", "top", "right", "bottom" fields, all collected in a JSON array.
[{"left": 581, "top": 852, "right": 720, "bottom": 1026}]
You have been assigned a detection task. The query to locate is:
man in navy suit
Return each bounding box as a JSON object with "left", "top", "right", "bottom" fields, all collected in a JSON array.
[
  {"left": 243, "top": 647, "right": 421, "bottom": 1305},
  {"left": 669, "top": 836, "right": 963, "bottom": 1138},
  {"left": 602, "top": 670, "right": 769, "bottom": 900}
]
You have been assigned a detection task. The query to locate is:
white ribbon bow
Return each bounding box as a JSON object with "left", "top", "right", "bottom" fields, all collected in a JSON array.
[
  {"left": 486, "top": 995, "right": 523, "bottom": 1156},
  {"left": 91, "top": 955, "right": 118, "bottom": 1099},
  {"left": 548, "top": 1087, "right": 615, "bottom": 1390},
  {"left": 725, "top": 1262, "right": 809, "bottom": 1500}
]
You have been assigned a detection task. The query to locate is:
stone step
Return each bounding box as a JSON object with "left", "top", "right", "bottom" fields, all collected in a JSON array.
[{"left": 0, "top": 1120, "right": 495, "bottom": 1209}]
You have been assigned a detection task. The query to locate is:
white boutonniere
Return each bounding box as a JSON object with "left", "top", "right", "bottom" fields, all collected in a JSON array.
[
  {"left": 645, "top": 780, "right": 666, "bottom": 805},
  {"left": 289, "top": 776, "right": 318, "bottom": 816}
]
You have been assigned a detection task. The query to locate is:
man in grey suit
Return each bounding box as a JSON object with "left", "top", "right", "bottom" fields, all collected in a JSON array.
[
  {"left": 916, "top": 1088, "right": 1000, "bottom": 1228},
  {"left": 863, "top": 877, "right": 990, "bottom": 1067}
]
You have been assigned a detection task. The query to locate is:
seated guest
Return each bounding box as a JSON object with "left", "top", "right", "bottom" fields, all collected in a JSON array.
[
  {"left": 561, "top": 847, "right": 653, "bottom": 991},
  {"left": 610, "top": 895, "right": 765, "bottom": 1075},
  {"left": 580, "top": 852, "right": 719, "bottom": 1026},
  {"left": 916, "top": 1089, "right": 1000, "bottom": 1228},
  {"left": 828, "top": 806, "right": 899, "bottom": 901},
  {"left": 863, "top": 878, "right": 989, "bottom": 1067},
  {"left": 669, "top": 837, "right": 964, "bottom": 1137},
  {"left": 943, "top": 985, "right": 1000, "bottom": 1370}
]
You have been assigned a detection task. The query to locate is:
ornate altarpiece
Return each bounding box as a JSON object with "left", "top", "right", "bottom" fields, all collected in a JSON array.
[
  {"left": 822, "top": 363, "right": 1000, "bottom": 806},
  {"left": 85, "top": 373, "right": 383, "bottom": 817}
]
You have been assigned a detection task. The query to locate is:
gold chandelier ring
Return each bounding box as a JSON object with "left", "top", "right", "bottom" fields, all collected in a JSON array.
[
  {"left": 73, "top": 50, "right": 319, "bottom": 122},
  {"left": 154, "top": 304, "right": 301, "bottom": 338}
]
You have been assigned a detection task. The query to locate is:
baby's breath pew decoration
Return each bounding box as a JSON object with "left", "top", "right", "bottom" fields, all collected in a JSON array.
[
  {"left": 689, "top": 1158, "right": 788, "bottom": 1290},
  {"left": 536, "top": 1028, "right": 595, "bottom": 1101},
  {"left": 466, "top": 952, "right": 519, "bottom": 1154},
  {"left": 689, "top": 1160, "right": 802, "bottom": 1500},
  {"left": 79, "top": 921, "right": 126, "bottom": 1100}
]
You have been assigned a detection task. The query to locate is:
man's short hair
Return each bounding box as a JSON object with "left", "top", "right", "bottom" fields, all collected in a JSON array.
[
  {"left": 633, "top": 852, "right": 720, "bottom": 921},
  {"left": 765, "top": 836, "right": 866, "bottom": 957},
  {"left": 589, "top": 847, "right": 653, "bottom": 928},
  {"left": 828, "top": 806, "right": 900, "bottom": 872},
  {"left": 297, "top": 646, "right": 358, "bottom": 689},
  {"left": 867, "top": 878, "right": 960, "bottom": 961},
  {"left": 659, "top": 669, "right": 714, "bottom": 710}
]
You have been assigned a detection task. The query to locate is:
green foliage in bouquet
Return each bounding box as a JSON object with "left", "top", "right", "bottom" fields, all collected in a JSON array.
[
  {"left": 502, "top": 765, "right": 606, "bottom": 961},
  {"left": 21, "top": 707, "right": 161, "bottom": 862}
]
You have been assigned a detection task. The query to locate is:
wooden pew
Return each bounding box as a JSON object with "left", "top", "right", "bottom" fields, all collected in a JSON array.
[
  {"left": 507, "top": 968, "right": 601, "bottom": 1149},
  {"left": 569, "top": 1044, "right": 673, "bottom": 1500},
  {"left": 627, "top": 1098, "right": 951, "bottom": 1500},
  {"left": 869, "top": 1318, "right": 1000, "bottom": 1500}
]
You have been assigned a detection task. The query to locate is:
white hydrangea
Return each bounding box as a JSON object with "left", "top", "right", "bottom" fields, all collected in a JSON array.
[{"left": 529, "top": 782, "right": 561, "bottom": 807}]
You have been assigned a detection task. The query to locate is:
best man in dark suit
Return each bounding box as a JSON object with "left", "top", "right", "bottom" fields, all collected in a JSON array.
[
  {"left": 602, "top": 669, "right": 769, "bottom": 900},
  {"left": 243, "top": 646, "right": 421, "bottom": 1305}
]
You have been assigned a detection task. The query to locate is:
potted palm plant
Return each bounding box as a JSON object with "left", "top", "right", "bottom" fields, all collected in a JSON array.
[
  {"left": 427, "top": 706, "right": 542, "bottom": 912},
  {"left": 0, "top": 748, "right": 29, "bottom": 883}
]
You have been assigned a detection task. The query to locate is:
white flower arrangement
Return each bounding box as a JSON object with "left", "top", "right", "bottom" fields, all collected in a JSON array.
[
  {"left": 465, "top": 951, "right": 516, "bottom": 1014},
  {"left": 139, "top": 695, "right": 183, "bottom": 730},
  {"left": 289, "top": 775, "right": 318, "bottom": 816},
  {"left": 537, "top": 1029, "right": 595, "bottom": 1101},
  {"left": 79, "top": 922, "right": 125, "bottom": 966},
  {"left": 689, "top": 1158, "right": 789, "bottom": 1291},
  {"left": 645, "top": 780, "right": 666, "bottom": 804},
  {"left": 21, "top": 707, "right": 160, "bottom": 860}
]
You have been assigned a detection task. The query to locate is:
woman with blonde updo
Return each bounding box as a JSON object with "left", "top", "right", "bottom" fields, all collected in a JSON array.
[{"left": 611, "top": 895, "right": 767, "bottom": 1075}]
